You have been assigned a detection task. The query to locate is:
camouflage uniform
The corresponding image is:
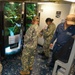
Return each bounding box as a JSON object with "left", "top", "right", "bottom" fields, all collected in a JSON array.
[
  {"left": 43, "top": 23, "right": 56, "bottom": 57},
  {"left": 21, "top": 24, "right": 39, "bottom": 72}
]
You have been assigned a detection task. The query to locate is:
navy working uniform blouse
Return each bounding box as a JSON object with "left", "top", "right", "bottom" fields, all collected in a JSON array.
[{"left": 50, "top": 23, "right": 75, "bottom": 52}]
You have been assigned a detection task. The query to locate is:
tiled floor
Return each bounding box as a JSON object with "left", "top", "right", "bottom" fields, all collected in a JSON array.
[
  {"left": 1, "top": 46, "right": 52, "bottom": 75},
  {"left": 1, "top": 54, "right": 22, "bottom": 75},
  {"left": 1, "top": 46, "right": 75, "bottom": 75}
]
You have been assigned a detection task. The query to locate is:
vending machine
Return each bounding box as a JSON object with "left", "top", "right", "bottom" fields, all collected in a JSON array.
[{"left": 0, "top": 1, "right": 23, "bottom": 56}]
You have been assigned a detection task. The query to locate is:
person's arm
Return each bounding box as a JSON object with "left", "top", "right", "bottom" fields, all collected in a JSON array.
[
  {"left": 50, "top": 26, "right": 59, "bottom": 44},
  {"left": 24, "top": 25, "right": 34, "bottom": 44},
  {"left": 72, "top": 35, "right": 75, "bottom": 39},
  {"left": 50, "top": 26, "right": 59, "bottom": 49}
]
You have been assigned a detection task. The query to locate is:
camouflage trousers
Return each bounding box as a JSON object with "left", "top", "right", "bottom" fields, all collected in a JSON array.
[
  {"left": 21, "top": 47, "right": 36, "bottom": 72},
  {"left": 43, "top": 41, "right": 50, "bottom": 57}
]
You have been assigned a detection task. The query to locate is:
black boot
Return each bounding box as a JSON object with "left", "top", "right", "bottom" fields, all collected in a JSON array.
[
  {"left": 41, "top": 56, "right": 49, "bottom": 60},
  {"left": 46, "top": 63, "right": 54, "bottom": 71},
  {"left": 38, "top": 51, "right": 45, "bottom": 56},
  {"left": 46, "top": 60, "right": 55, "bottom": 68},
  {"left": 46, "top": 63, "right": 50, "bottom": 67}
]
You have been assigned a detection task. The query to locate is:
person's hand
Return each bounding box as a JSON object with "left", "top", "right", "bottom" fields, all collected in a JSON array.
[
  {"left": 72, "top": 35, "right": 75, "bottom": 39},
  {"left": 39, "top": 32, "right": 43, "bottom": 37},
  {"left": 43, "top": 25, "right": 48, "bottom": 30},
  {"left": 50, "top": 43, "right": 53, "bottom": 49},
  {"left": 41, "top": 29, "right": 43, "bottom": 32}
]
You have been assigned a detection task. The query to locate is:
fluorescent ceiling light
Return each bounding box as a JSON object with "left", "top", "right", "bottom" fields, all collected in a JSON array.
[
  {"left": 64, "top": 0, "right": 75, "bottom": 2},
  {"left": 38, "top": 2, "right": 54, "bottom": 4},
  {"left": 9, "top": 2, "right": 14, "bottom": 4}
]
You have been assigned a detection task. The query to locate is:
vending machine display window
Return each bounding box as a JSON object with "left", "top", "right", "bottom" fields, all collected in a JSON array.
[
  {"left": 4, "top": 2, "right": 22, "bottom": 55},
  {"left": 24, "top": 2, "right": 37, "bottom": 34}
]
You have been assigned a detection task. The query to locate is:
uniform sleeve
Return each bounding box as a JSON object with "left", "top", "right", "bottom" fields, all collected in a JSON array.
[
  {"left": 43, "top": 24, "right": 56, "bottom": 38},
  {"left": 32, "top": 26, "right": 39, "bottom": 41},
  {"left": 30, "top": 25, "right": 39, "bottom": 49},
  {"left": 24, "top": 25, "right": 34, "bottom": 44},
  {"left": 50, "top": 25, "right": 59, "bottom": 43}
]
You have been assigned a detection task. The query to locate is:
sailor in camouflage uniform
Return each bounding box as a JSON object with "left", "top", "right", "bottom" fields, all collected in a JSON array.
[
  {"left": 41, "top": 18, "right": 56, "bottom": 59},
  {"left": 20, "top": 16, "right": 40, "bottom": 75}
]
